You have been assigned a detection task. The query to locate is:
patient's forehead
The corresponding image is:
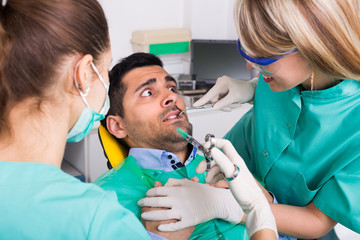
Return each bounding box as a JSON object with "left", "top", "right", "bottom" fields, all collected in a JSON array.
[{"left": 122, "top": 65, "right": 173, "bottom": 92}]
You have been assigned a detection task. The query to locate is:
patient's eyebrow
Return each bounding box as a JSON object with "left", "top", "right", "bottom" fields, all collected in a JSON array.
[
  {"left": 165, "top": 75, "right": 176, "bottom": 84},
  {"left": 135, "top": 78, "right": 156, "bottom": 93},
  {"left": 134, "top": 76, "right": 176, "bottom": 93}
]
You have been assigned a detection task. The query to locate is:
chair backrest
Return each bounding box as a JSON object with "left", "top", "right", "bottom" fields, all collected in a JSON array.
[{"left": 98, "top": 124, "right": 129, "bottom": 169}]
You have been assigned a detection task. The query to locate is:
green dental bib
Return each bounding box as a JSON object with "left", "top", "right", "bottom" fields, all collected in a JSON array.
[{"left": 95, "top": 154, "right": 248, "bottom": 240}]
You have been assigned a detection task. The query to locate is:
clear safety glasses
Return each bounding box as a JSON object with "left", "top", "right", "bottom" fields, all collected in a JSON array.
[{"left": 237, "top": 39, "right": 297, "bottom": 76}]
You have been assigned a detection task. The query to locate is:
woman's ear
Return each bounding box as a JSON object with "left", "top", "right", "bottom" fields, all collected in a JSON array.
[
  {"left": 74, "top": 54, "right": 93, "bottom": 95},
  {"left": 106, "top": 115, "right": 127, "bottom": 139}
]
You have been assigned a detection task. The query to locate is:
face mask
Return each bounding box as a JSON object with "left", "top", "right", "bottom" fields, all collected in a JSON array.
[{"left": 67, "top": 61, "right": 110, "bottom": 142}]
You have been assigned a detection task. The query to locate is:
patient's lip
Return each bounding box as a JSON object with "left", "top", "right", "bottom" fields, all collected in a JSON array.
[{"left": 163, "top": 110, "right": 181, "bottom": 122}]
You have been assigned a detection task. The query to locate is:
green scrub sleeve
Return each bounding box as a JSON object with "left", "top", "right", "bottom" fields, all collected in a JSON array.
[
  {"left": 313, "top": 157, "right": 360, "bottom": 233},
  {"left": 87, "top": 191, "right": 151, "bottom": 240}
]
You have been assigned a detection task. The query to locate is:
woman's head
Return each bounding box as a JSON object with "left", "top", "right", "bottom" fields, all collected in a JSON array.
[
  {"left": 0, "top": 0, "right": 110, "bottom": 135},
  {"left": 234, "top": 0, "right": 360, "bottom": 87}
]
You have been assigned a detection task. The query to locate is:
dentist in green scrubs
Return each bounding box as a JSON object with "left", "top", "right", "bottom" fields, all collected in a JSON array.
[
  {"left": 0, "top": 0, "right": 168, "bottom": 239},
  {"left": 139, "top": 0, "right": 360, "bottom": 239}
]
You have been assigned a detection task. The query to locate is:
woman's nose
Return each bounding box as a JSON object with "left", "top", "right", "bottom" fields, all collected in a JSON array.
[{"left": 246, "top": 62, "right": 254, "bottom": 70}]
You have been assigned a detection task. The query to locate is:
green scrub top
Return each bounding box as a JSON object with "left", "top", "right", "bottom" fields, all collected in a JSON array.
[
  {"left": 95, "top": 154, "right": 249, "bottom": 240},
  {"left": 224, "top": 76, "right": 360, "bottom": 233},
  {"left": 0, "top": 161, "right": 151, "bottom": 240}
]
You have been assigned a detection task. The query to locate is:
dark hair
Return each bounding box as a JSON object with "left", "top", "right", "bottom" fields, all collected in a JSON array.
[
  {"left": 0, "top": 0, "right": 109, "bottom": 134},
  {"left": 101, "top": 52, "right": 163, "bottom": 129}
]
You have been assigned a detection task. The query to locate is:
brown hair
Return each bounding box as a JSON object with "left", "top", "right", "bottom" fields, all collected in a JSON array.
[
  {"left": 234, "top": 0, "right": 360, "bottom": 80},
  {"left": 0, "top": 0, "right": 109, "bottom": 134}
]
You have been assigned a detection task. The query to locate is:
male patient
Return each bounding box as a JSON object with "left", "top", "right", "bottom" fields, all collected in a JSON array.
[{"left": 94, "top": 53, "right": 248, "bottom": 240}]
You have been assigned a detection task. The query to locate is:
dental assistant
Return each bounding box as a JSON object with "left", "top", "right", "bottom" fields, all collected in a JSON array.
[
  {"left": 200, "top": 0, "right": 360, "bottom": 238},
  {"left": 141, "top": 0, "right": 360, "bottom": 239},
  {"left": 0, "top": 0, "right": 165, "bottom": 239}
]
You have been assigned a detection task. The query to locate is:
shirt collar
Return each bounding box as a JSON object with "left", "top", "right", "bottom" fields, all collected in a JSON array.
[
  {"left": 129, "top": 146, "right": 198, "bottom": 172},
  {"left": 290, "top": 79, "right": 358, "bottom": 98}
]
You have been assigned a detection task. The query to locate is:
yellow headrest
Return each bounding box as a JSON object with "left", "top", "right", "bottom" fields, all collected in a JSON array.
[{"left": 98, "top": 124, "right": 129, "bottom": 168}]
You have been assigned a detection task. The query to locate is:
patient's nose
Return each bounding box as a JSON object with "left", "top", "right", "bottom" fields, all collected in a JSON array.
[{"left": 161, "top": 90, "right": 177, "bottom": 107}]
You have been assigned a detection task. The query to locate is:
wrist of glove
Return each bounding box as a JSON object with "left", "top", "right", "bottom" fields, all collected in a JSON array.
[
  {"left": 245, "top": 200, "right": 278, "bottom": 239},
  {"left": 138, "top": 178, "right": 244, "bottom": 231},
  {"left": 198, "top": 138, "right": 278, "bottom": 238},
  {"left": 228, "top": 178, "right": 278, "bottom": 238},
  {"left": 193, "top": 76, "right": 258, "bottom": 110}
]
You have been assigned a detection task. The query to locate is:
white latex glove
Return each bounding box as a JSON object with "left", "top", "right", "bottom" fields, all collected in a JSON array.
[
  {"left": 138, "top": 178, "right": 244, "bottom": 232},
  {"left": 198, "top": 138, "right": 278, "bottom": 238},
  {"left": 193, "top": 76, "right": 258, "bottom": 110}
]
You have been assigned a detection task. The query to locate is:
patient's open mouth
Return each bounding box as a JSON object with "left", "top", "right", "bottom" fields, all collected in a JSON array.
[
  {"left": 165, "top": 115, "right": 178, "bottom": 121},
  {"left": 162, "top": 105, "right": 185, "bottom": 122},
  {"left": 163, "top": 113, "right": 182, "bottom": 122}
]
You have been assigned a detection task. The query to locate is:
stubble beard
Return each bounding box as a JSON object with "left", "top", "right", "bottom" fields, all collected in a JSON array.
[{"left": 123, "top": 106, "right": 191, "bottom": 153}]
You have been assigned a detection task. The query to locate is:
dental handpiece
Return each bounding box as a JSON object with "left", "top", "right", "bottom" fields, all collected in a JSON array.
[{"left": 176, "top": 128, "right": 212, "bottom": 161}]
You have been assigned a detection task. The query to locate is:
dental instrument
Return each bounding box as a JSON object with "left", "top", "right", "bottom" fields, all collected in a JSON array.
[
  {"left": 205, "top": 134, "right": 216, "bottom": 149},
  {"left": 177, "top": 103, "right": 214, "bottom": 117},
  {"left": 177, "top": 108, "right": 186, "bottom": 116},
  {"left": 176, "top": 128, "right": 213, "bottom": 171}
]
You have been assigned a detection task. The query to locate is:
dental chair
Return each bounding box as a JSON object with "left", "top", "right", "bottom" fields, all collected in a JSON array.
[
  {"left": 98, "top": 124, "right": 129, "bottom": 169},
  {"left": 97, "top": 122, "right": 193, "bottom": 169}
]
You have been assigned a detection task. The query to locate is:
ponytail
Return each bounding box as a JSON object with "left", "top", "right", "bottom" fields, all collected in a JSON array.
[{"left": 0, "top": 3, "right": 11, "bottom": 135}]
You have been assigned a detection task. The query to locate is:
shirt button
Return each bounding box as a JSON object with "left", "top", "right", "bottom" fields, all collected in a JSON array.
[
  {"left": 263, "top": 152, "right": 268, "bottom": 157},
  {"left": 286, "top": 123, "right": 291, "bottom": 128}
]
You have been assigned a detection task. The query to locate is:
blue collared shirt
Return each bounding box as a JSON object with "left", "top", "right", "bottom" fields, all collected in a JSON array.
[
  {"left": 129, "top": 146, "right": 198, "bottom": 172},
  {"left": 148, "top": 231, "right": 168, "bottom": 240}
]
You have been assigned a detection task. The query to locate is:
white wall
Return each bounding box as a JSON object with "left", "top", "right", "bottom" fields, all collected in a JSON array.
[
  {"left": 99, "top": 0, "right": 185, "bottom": 67},
  {"left": 183, "top": 0, "right": 237, "bottom": 40},
  {"left": 99, "top": 0, "right": 238, "bottom": 72}
]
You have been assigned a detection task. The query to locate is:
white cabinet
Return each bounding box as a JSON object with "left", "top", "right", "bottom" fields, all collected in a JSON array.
[{"left": 188, "top": 103, "right": 252, "bottom": 141}]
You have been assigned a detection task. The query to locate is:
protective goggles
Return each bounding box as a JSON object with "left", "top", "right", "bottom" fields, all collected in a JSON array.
[{"left": 237, "top": 39, "right": 297, "bottom": 76}]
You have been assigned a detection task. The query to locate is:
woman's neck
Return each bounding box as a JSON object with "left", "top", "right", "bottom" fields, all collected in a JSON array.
[
  {"left": 0, "top": 99, "right": 69, "bottom": 167},
  {"left": 301, "top": 69, "right": 339, "bottom": 90}
]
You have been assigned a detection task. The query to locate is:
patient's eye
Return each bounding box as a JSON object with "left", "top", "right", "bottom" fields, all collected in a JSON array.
[
  {"left": 141, "top": 89, "right": 153, "bottom": 96},
  {"left": 169, "top": 86, "right": 177, "bottom": 93}
]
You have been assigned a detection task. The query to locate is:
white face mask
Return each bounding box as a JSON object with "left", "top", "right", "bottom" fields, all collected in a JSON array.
[{"left": 67, "top": 61, "right": 110, "bottom": 142}]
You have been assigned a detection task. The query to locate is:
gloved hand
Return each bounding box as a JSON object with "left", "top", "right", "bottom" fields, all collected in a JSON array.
[
  {"left": 193, "top": 76, "right": 258, "bottom": 110},
  {"left": 198, "top": 138, "right": 278, "bottom": 238},
  {"left": 138, "top": 178, "right": 244, "bottom": 232}
]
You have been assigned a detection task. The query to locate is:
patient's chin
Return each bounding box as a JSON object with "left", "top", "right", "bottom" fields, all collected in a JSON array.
[
  {"left": 162, "top": 139, "right": 189, "bottom": 154},
  {"left": 173, "top": 121, "right": 191, "bottom": 134}
]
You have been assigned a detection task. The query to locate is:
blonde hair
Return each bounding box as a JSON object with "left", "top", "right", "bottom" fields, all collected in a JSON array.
[{"left": 234, "top": 0, "right": 360, "bottom": 80}]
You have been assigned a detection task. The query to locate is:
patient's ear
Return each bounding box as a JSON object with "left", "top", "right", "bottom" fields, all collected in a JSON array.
[{"left": 106, "top": 115, "right": 127, "bottom": 139}]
